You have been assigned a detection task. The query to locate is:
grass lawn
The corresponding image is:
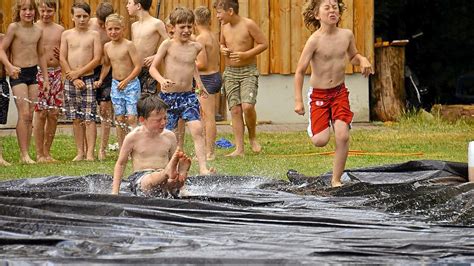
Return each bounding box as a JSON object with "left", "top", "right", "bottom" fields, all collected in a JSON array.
[{"left": 0, "top": 113, "right": 472, "bottom": 181}]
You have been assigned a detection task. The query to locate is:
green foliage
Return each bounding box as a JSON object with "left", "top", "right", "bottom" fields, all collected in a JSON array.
[{"left": 0, "top": 116, "right": 472, "bottom": 181}]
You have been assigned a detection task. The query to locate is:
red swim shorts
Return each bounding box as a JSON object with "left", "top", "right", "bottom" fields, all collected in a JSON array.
[{"left": 307, "top": 83, "right": 353, "bottom": 136}]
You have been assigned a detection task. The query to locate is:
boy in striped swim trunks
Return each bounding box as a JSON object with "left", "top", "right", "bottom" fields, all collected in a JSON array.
[{"left": 294, "top": 0, "right": 373, "bottom": 187}]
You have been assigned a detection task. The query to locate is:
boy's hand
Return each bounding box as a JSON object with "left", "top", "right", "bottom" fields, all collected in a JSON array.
[
  {"left": 143, "top": 56, "right": 154, "bottom": 68},
  {"left": 73, "top": 79, "right": 86, "bottom": 89},
  {"left": 160, "top": 79, "right": 175, "bottom": 89},
  {"left": 359, "top": 57, "right": 374, "bottom": 78},
  {"left": 221, "top": 46, "right": 232, "bottom": 57},
  {"left": 53, "top": 47, "right": 60, "bottom": 60},
  {"left": 6, "top": 65, "right": 21, "bottom": 79},
  {"left": 229, "top": 51, "right": 248, "bottom": 63},
  {"left": 93, "top": 80, "right": 102, "bottom": 89},
  {"left": 66, "top": 70, "right": 81, "bottom": 80},
  {"left": 294, "top": 102, "right": 305, "bottom": 116},
  {"left": 118, "top": 80, "right": 129, "bottom": 90}
]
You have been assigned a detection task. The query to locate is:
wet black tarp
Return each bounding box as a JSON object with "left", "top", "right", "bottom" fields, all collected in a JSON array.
[{"left": 0, "top": 160, "right": 472, "bottom": 264}]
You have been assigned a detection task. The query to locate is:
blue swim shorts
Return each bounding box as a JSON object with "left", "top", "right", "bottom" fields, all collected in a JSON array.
[
  {"left": 159, "top": 91, "right": 201, "bottom": 130},
  {"left": 111, "top": 77, "right": 141, "bottom": 116},
  {"left": 200, "top": 72, "right": 222, "bottom": 95}
]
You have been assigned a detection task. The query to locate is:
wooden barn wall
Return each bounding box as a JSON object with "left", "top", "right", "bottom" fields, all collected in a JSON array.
[{"left": 0, "top": 0, "right": 373, "bottom": 76}]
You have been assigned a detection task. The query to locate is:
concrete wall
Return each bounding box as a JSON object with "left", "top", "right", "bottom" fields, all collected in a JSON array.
[
  {"left": 0, "top": 74, "right": 370, "bottom": 128},
  {"left": 255, "top": 74, "right": 370, "bottom": 123}
]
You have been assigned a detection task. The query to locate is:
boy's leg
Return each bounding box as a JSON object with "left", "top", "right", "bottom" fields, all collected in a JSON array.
[
  {"left": 115, "top": 115, "right": 126, "bottom": 148},
  {"left": 140, "top": 149, "right": 182, "bottom": 192},
  {"left": 0, "top": 143, "right": 11, "bottom": 166},
  {"left": 12, "top": 84, "right": 37, "bottom": 164},
  {"left": 332, "top": 120, "right": 350, "bottom": 187},
  {"left": 84, "top": 120, "right": 97, "bottom": 161},
  {"left": 176, "top": 119, "right": 186, "bottom": 151},
  {"left": 33, "top": 110, "right": 48, "bottom": 162},
  {"left": 199, "top": 93, "right": 217, "bottom": 160},
  {"left": 98, "top": 101, "right": 113, "bottom": 160},
  {"left": 228, "top": 104, "right": 245, "bottom": 157},
  {"left": 126, "top": 115, "right": 137, "bottom": 129},
  {"left": 72, "top": 119, "right": 85, "bottom": 161},
  {"left": 242, "top": 102, "right": 261, "bottom": 153},
  {"left": 44, "top": 108, "right": 59, "bottom": 161},
  {"left": 186, "top": 120, "right": 215, "bottom": 175}
]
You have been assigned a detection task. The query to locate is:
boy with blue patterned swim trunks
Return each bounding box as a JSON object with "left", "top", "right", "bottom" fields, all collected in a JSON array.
[
  {"left": 95, "top": 14, "right": 142, "bottom": 149},
  {"left": 150, "top": 7, "right": 215, "bottom": 175}
]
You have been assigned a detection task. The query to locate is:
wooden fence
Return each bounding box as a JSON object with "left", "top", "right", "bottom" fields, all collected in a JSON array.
[{"left": 0, "top": 0, "right": 373, "bottom": 75}]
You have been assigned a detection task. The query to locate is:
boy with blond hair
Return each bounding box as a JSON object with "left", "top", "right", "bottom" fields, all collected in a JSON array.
[
  {"left": 214, "top": 0, "right": 268, "bottom": 157},
  {"left": 1, "top": 0, "right": 50, "bottom": 164},
  {"left": 89, "top": 1, "right": 114, "bottom": 160},
  {"left": 112, "top": 94, "right": 190, "bottom": 197},
  {"left": 95, "top": 14, "right": 142, "bottom": 149},
  {"left": 126, "top": 0, "right": 168, "bottom": 94},
  {"left": 194, "top": 6, "right": 221, "bottom": 161},
  {"left": 60, "top": 2, "right": 102, "bottom": 161},
  {"left": 294, "top": 0, "right": 373, "bottom": 187},
  {"left": 150, "top": 7, "right": 215, "bottom": 175},
  {"left": 34, "top": 0, "right": 64, "bottom": 163}
]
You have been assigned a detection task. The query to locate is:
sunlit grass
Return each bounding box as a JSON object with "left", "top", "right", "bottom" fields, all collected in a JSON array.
[{"left": 0, "top": 112, "right": 472, "bottom": 181}]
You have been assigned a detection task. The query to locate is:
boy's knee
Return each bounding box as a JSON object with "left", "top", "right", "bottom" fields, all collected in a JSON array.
[
  {"left": 335, "top": 131, "right": 350, "bottom": 144},
  {"left": 311, "top": 135, "right": 330, "bottom": 147},
  {"left": 230, "top": 105, "right": 242, "bottom": 116},
  {"left": 19, "top": 112, "right": 33, "bottom": 122}
]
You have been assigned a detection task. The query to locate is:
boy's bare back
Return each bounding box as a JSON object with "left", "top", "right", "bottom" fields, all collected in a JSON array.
[
  {"left": 37, "top": 21, "right": 64, "bottom": 68},
  {"left": 60, "top": 28, "right": 101, "bottom": 75},
  {"left": 221, "top": 17, "right": 266, "bottom": 67},
  {"left": 121, "top": 126, "right": 177, "bottom": 172},
  {"left": 196, "top": 29, "right": 220, "bottom": 74},
  {"left": 2, "top": 22, "right": 43, "bottom": 68},
  {"left": 105, "top": 39, "right": 140, "bottom": 81},
  {"left": 158, "top": 39, "right": 202, "bottom": 92},
  {"left": 306, "top": 27, "right": 356, "bottom": 89}
]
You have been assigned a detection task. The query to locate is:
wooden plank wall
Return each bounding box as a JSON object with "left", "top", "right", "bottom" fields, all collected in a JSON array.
[{"left": 0, "top": 0, "right": 373, "bottom": 76}]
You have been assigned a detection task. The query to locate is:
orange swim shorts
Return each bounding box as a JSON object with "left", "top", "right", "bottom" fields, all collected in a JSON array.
[{"left": 307, "top": 83, "right": 353, "bottom": 136}]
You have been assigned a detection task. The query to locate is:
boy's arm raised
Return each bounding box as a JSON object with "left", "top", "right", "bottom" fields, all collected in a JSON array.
[{"left": 294, "top": 38, "right": 316, "bottom": 116}]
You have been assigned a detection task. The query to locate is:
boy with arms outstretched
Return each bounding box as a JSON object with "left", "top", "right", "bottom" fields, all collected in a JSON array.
[
  {"left": 126, "top": 0, "right": 168, "bottom": 94},
  {"left": 194, "top": 6, "right": 221, "bottom": 161},
  {"left": 150, "top": 7, "right": 215, "bottom": 175},
  {"left": 95, "top": 14, "right": 142, "bottom": 149},
  {"left": 1, "top": 0, "right": 50, "bottom": 164},
  {"left": 60, "top": 2, "right": 102, "bottom": 161},
  {"left": 112, "top": 94, "right": 190, "bottom": 197},
  {"left": 214, "top": 0, "right": 268, "bottom": 157},
  {"left": 294, "top": 0, "right": 374, "bottom": 187},
  {"left": 34, "top": 0, "right": 64, "bottom": 163}
]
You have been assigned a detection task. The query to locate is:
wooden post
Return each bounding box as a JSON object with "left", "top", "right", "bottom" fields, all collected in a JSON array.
[{"left": 371, "top": 45, "right": 406, "bottom": 121}]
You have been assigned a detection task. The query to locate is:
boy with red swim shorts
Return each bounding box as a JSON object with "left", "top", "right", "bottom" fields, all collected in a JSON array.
[{"left": 294, "top": 0, "right": 374, "bottom": 187}]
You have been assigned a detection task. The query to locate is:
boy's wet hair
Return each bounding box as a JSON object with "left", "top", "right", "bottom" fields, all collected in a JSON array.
[
  {"left": 105, "top": 13, "right": 124, "bottom": 27},
  {"left": 303, "top": 0, "right": 345, "bottom": 31},
  {"left": 169, "top": 7, "right": 194, "bottom": 26},
  {"left": 213, "top": 0, "right": 239, "bottom": 15},
  {"left": 133, "top": 0, "right": 152, "bottom": 11},
  {"left": 137, "top": 94, "right": 169, "bottom": 119},
  {"left": 36, "top": 0, "right": 57, "bottom": 10},
  {"left": 194, "top": 6, "right": 211, "bottom": 26},
  {"left": 71, "top": 2, "right": 91, "bottom": 15},
  {"left": 14, "top": 0, "right": 39, "bottom": 22},
  {"left": 96, "top": 2, "right": 114, "bottom": 22}
]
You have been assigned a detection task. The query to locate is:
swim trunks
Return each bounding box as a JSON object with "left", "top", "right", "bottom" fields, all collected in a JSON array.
[
  {"left": 128, "top": 169, "right": 165, "bottom": 197},
  {"left": 0, "top": 78, "right": 9, "bottom": 125},
  {"left": 159, "top": 91, "right": 201, "bottom": 130},
  {"left": 35, "top": 67, "right": 63, "bottom": 112},
  {"left": 9, "top": 65, "right": 38, "bottom": 87},
  {"left": 111, "top": 77, "right": 141, "bottom": 116},
  {"left": 93, "top": 65, "right": 112, "bottom": 103},
  {"left": 307, "top": 83, "right": 353, "bottom": 136},
  {"left": 138, "top": 67, "right": 158, "bottom": 94},
  {"left": 222, "top": 64, "right": 259, "bottom": 109},
  {"left": 63, "top": 74, "right": 98, "bottom": 121},
  {"left": 200, "top": 72, "right": 222, "bottom": 95}
]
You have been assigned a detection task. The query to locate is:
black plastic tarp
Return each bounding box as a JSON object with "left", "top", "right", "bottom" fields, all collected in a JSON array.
[{"left": 0, "top": 160, "right": 472, "bottom": 264}]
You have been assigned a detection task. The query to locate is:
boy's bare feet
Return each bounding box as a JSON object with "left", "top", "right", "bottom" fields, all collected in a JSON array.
[
  {"left": 206, "top": 153, "right": 216, "bottom": 161},
  {"left": 20, "top": 155, "right": 36, "bottom": 164},
  {"left": 98, "top": 149, "right": 106, "bottom": 161},
  {"left": 250, "top": 140, "right": 262, "bottom": 153},
  {"left": 45, "top": 156, "right": 58, "bottom": 163},
  {"left": 331, "top": 180, "right": 343, "bottom": 188},
  {"left": 37, "top": 156, "right": 49, "bottom": 163},
  {"left": 163, "top": 149, "right": 182, "bottom": 181},
  {"left": 225, "top": 150, "right": 244, "bottom": 157},
  {"left": 200, "top": 167, "right": 216, "bottom": 175},
  {"left": 178, "top": 154, "right": 192, "bottom": 181},
  {"left": 0, "top": 158, "right": 11, "bottom": 166}
]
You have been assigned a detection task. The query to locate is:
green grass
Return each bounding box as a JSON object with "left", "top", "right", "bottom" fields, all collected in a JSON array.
[{"left": 0, "top": 112, "right": 472, "bottom": 181}]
